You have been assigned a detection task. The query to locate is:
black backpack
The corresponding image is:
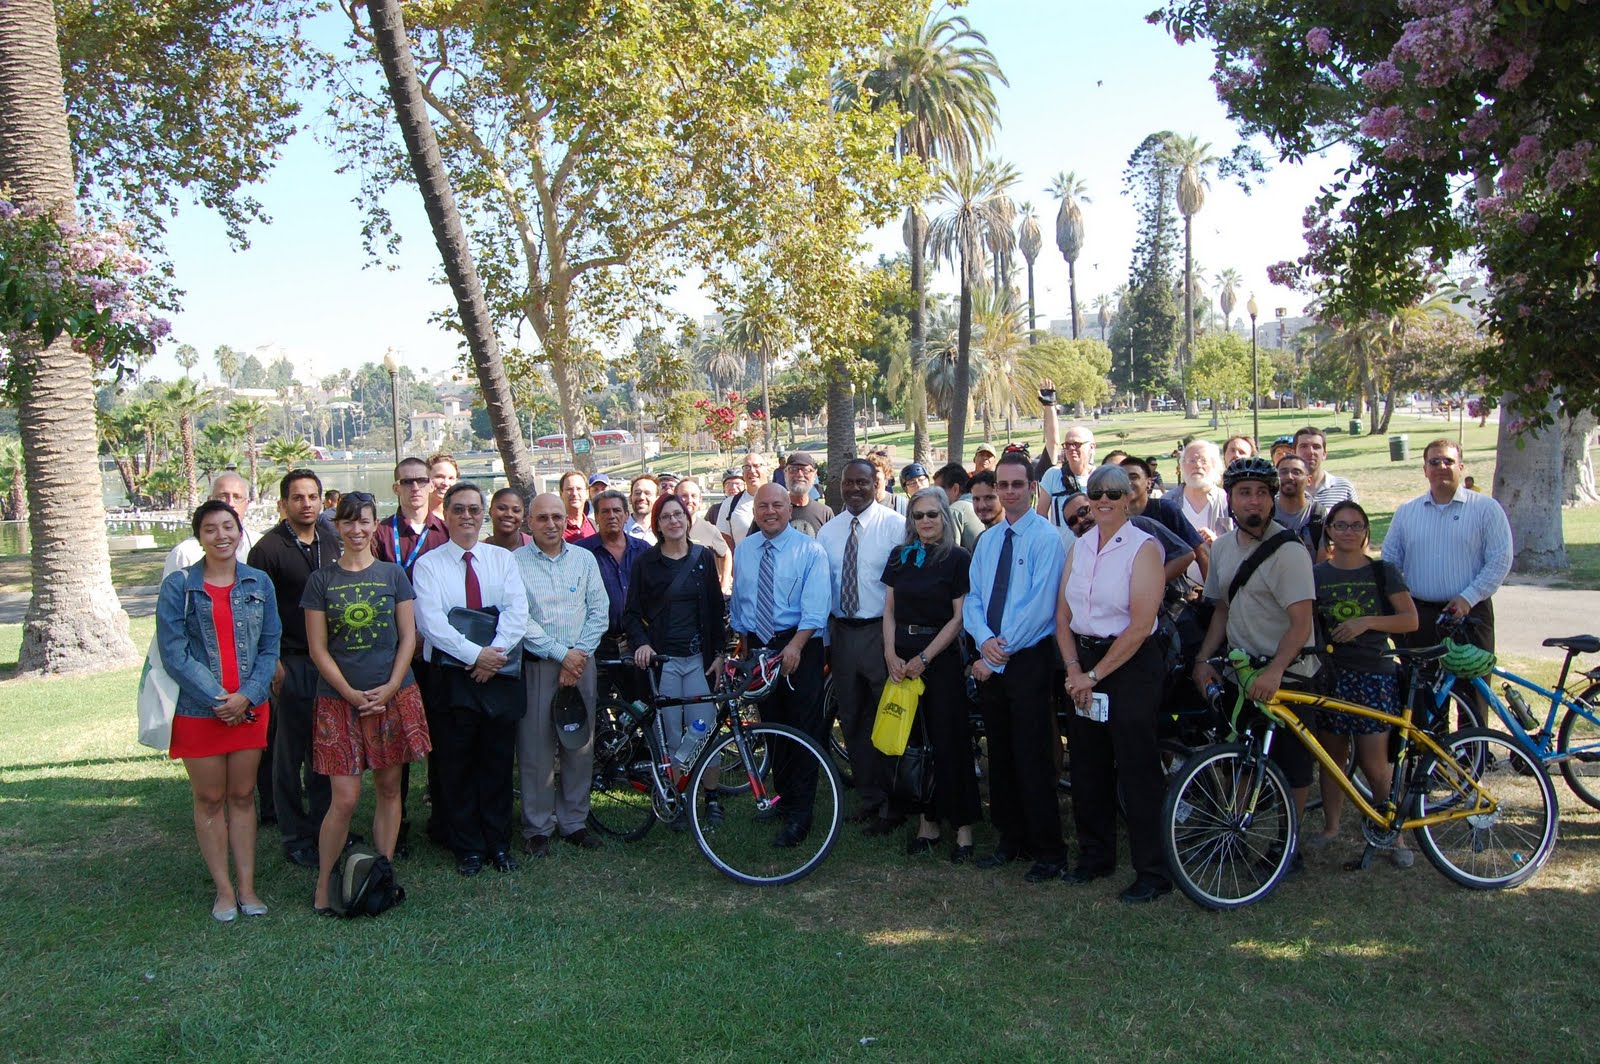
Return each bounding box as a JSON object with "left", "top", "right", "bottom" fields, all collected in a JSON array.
[{"left": 330, "top": 843, "right": 405, "bottom": 918}]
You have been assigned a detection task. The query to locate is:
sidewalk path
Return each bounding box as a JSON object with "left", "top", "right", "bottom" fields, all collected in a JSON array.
[{"left": 0, "top": 581, "right": 1596, "bottom": 665}]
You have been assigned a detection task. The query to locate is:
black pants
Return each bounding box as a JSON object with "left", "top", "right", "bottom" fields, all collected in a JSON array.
[
  {"left": 1408, "top": 597, "right": 1495, "bottom": 724},
  {"left": 978, "top": 640, "right": 1065, "bottom": 863},
  {"left": 830, "top": 619, "right": 890, "bottom": 811},
  {"left": 1068, "top": 636, "right": 1166, "bottom": 881},
  {"left": 434, "top": 701, "right": 519, "bottom": 858},
  {"left": 396, "top": 659, "right": 446, "bottom": 841},
  {"left": 754, "top": 636, "right": 825, "bottom": 828},
  {"left": 898, "top": 639, "right": 981, "bottom": 827},
  {"left": 271, "top": 654, "right": 330, "bottom": 853},
  {"left": 257, "top": 708, "right": 276, "bottom": 821}
]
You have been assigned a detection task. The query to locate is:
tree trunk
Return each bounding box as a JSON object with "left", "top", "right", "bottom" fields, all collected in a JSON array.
[
  {"left": 906, "top": 207, "right": 929, "bottom": 464},
  {"left": 1068, "top": 260, "right": 1080, "bottom": 341},
  {"left": 365, "top": 0, "right": 535, "bottom": 494},
  {"left": 245, "top": 437, "right": 259, "bottom": 501},
  {"left": 947, "top": 276, "right": 973, "bottom": 465},
  {"left": 180, "top": 415, "right": 198, "bottom": 508},
  {"left": 1182, "top": 214, "right": 1198, "bottom": 419},
  {"left": 759, "top": 348, "right": 771, "bottom": 454},
  {"left": 0, "top": 0, "right": 138, "bottom": 674},
  {"left": 823, "top": 369, "right": 855, "bottom": 511},
  {"left": 113, "top": 457, "right": 136, "bottom": 505},
  {"left": 1492, "top": 394, "right": 1567, "bottom": 572},
  {"left": 1561, "top": 409, "right": 1599, "bottom": 507},
  {"left": 1374, "top": 387, "right": 1396, "bottom": 435},
  {"left": 1026, "top": 261, "right": 1036, "bottom": 345}
]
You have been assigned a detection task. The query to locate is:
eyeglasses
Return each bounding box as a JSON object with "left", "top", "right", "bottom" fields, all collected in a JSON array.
[
  {"left": 1070, "top": 506, "right": 1091, "bottom": 520},
  {"left": 1064, "top": 440, "right": 1091, "bottom": 449},
  {"left": 447, "top": 504, "right": 483, "bottom": 516},
  {"left": 1329, "top": 521, "right": 1367, "bottom": 533},
  {"left": 910, "top": 510, "right": 941, "bottom": 520},
  {"left": 1427, "top": 457, "right": 1459, "bottom": 468},
  {"left": 398, "top": 477, "right": 429, "bottom": 488},
  {"left": 1086, "top": 489, "right": 1126, "bottom": 501}
]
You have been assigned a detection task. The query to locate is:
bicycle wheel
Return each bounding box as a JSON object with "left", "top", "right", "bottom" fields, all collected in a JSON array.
[
  {"left": 1344, "top": 688, "right": 1483, "bottom": 804},
  {"left": 821, "top": 674, "right": 853, "bottom": 785},
  {"left": 688, "top": 723, "right": 844, "bottom": 886},
  {"left": 586, "top": 699, "right": 657, "bottom": 841},
  {"left": 1557, "top": 684, "right": 1600, "bottom": 811},
  {"left": 1162, "top": 742, "right": 1297, "bottom": 910},
  {"left": 1413, "top": 728, "right": 1559, "bottom": 890}
]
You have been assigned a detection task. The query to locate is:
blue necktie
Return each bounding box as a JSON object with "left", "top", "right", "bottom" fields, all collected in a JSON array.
[
  {"left": 754, "top": 540, "right": 777, "bottom": 644},
  {"left": 986, "top": 528, "right": 1014, "bottom": 638}
]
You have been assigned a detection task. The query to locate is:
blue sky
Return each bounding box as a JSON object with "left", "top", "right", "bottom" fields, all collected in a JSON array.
[{"left": 146, "top": 1, "right": 1344, "bottom": 384}]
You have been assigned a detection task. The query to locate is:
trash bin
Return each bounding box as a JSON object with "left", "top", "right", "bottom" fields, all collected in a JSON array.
[
  {"left": 1388, "top": 434, "right": 1410, "bottom": 462},
  {"left": 1348, "top": 418, "right": 1362, "bottom": 436}
]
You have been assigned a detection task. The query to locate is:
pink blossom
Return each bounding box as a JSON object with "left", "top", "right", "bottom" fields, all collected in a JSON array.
[
  {"left": 1266, "top": 261, "right": 1301, "bottom": 288},
  {"left": 1461, "top": 105, "right": 1497, "bottom": 143},
  {"left": 1546, "top": 141, "right": 1595, "bottom": 192},
  {"left": 1474, "top": 196, "right": 1508, "bottom": 218},
  {"left": 1497, "top": 50, "right": 1537, "bottom": 90},
  {"left": 1305, "top": 27, "right": 1333, "bottom": 54},
  {"left": 1360, "top": 61, "right": 1404, "bottom": 93},
  {"left": 1359, "top": 105, "right": 1405, "bottom": 140},
  {"left": 1415, "top": 105, "right": 1437, "bottom": 122},
  {"left": 0, "top": 200, "right": 15, "bottom": 221},
  {"left": 1517, "top": 212, "right": 1539, "bottom": 235},
  {"left": 1534, "top": 369, "right": 1554, "bottom": 389},
  {"left": 1510, "top": 134, "right": 1542, "bottom": 163}
]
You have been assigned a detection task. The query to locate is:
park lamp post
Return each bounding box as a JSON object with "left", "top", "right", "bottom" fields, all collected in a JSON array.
[
  {"left": 637, "top": 396, "right": 646, "bottom": 474},
  {"left": 383, "top": 348, "right": 401, "bottom": 468},
  {"left": 1247, "top": 295, "right": 1260, "bottom": 445}
]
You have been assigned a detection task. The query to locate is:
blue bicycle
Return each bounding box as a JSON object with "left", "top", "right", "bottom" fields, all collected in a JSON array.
[{"left": 1430, "top": 619, "right": 1600, "bottom": 811}]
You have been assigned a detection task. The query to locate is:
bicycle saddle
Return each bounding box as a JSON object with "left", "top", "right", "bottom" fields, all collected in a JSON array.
[
  {"left": 1389, "top": 644, "right": 1448, "bottom": 662},
  {"left": 1542, "top": 635, "right": 1600, "bottom": 654}
]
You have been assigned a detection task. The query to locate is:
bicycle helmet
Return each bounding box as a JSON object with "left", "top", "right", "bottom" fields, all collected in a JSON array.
[
  {"left": 725, "top": 650, "right": 783, "bottom": 702},
  {"left": 1440, "top": 638, "right": 1496, "bottom": 679},
  {"left": 1221, "top": 455, "right": 1279, "bottom": 495}
]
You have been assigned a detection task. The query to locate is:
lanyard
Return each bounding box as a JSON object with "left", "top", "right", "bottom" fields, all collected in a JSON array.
[{"left": 392, "top": 516, "right": 428, "bottom": 573}]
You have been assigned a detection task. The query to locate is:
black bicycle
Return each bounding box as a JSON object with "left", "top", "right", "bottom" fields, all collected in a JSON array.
[{"left": 587, "top": 652, "right": 844, "bottom": 886}]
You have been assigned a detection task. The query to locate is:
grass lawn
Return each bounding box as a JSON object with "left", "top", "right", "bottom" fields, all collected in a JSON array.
[{"left": 3, "top": 616, "right": 1599, "bottom": 1061}]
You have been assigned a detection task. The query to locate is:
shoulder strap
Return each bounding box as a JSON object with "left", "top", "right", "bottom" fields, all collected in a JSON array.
[
  {"left": 1369, "top": 559, "right": 1392, "bottom": 616},
  {"left": 1227, "top": 529, "right": 1298, "bottom": 604},
  {"left": 663, "top": 544, "right": 705, "bottom": 602}
]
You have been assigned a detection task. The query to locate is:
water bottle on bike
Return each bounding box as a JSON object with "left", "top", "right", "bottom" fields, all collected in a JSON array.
[{"left": 672, "top": 718, "right": 712, "bottom": 772}]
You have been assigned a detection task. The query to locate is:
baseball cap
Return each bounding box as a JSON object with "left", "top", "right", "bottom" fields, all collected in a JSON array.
[
  {"left": 784, "top": 451, "right": 817, "bottom": 469},
  {"left": 588, "top": 473, "right": 611, "bottom": 486},
  {"left": 552, "top": 686, "right": 591, "bottom": 751},
  {"left": 974, "top": 442, "right": 998, "bottom": 458}
]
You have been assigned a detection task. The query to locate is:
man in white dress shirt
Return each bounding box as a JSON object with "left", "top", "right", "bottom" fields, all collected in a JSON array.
[
  {"left": 412, "top": 482, "right": 529, "bottom": 877},
  {"left": 515, "top": 492, "right": 611, "bottom": 857},
  {"left": 816, "top": 458, "right": 906, "bottom": 832}
]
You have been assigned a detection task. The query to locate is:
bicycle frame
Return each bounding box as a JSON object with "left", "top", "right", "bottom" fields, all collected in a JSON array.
[{"left": 1435, "top": 667, "right": 1600, "bottom": 766}]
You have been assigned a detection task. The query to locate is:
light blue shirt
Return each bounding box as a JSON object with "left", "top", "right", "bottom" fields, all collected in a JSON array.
[
  {"left": 513, "top": 541, "right": 609, "bottom": 661},
  {"left": 963, "top": 509, "right": 1065, "bottom": 672},
  {"left": 1381, "top": 487, "right": 1511, "bottom": 606},
  {"left": 729, "top": 526, "right": 831, "bottom": 638}
]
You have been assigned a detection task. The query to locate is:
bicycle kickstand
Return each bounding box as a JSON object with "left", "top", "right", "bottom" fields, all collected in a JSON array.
[{"left": 1342, "top": 845, "right": 1377, "bottom": 873}]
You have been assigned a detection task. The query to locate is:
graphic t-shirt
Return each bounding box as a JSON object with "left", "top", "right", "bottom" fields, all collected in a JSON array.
[
  {"left": 1314, "top": 559, "right": 1408, "bottom": 675},
  {"left": 300, "top": 560, "right": 416, "bottom": 697}
]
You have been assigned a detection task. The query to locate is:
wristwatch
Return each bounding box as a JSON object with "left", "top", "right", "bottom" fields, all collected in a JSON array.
[{"left": 1087, "top": 668, "right": 1099, "bottom": 684}]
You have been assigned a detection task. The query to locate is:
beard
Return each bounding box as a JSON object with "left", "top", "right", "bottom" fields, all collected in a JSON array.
[
  {"left": 1184, "top": 471, "right": 1214, "bottom": 491},
  {"left": 1238, "top": 510, "right": 1267, "bottom": 531}
]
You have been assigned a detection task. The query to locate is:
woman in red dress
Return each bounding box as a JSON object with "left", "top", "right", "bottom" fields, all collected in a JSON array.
[
  {"left": 302, "top": 492, "right": 429, "bottom": 914},
  {"left": 155, "top": 500, "right": 282, "bottom": 922}
]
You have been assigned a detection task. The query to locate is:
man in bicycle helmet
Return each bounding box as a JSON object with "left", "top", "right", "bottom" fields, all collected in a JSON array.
[{"left": 1192, "top": 457, "right": 1322, "bottom": 859}]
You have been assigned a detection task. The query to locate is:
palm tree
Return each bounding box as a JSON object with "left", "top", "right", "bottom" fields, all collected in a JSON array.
[
  {"left": 96, "top": 407, "right": 142, "bottom": 505},
  {"left": 225, "top": 398, "right": 272, "bottom": 498},
  {"left": 214, "top": 344, "right": 240, "bottom": 390},
  {"left": 262, "top": 436, "right": 316, "bottom": 470},
  {"left": 1018, "top": 202, "right": 1043, "bottom": 344},
  {"left": 0, "top": 438, "right": 27, "bottom": 522},
  {"left": 1092, "top": 292, "right": 1115, "bottom": 342},
  {"left": 841, "top": 11, "right": 1004, "bottom": 463},
  {"left": 198, "top": 422, "right": 242, "bottom": 479},
  {"left": 928, "top": 158, "right": 1019, "bottom": 461},
  {"left": 698, "top": 331, "right": 745, "bottom": 394},
  {"left": 1162, "top": 133, "right": 1221, "bottom": 418},
  {"left": 363, "top": 0, "right": 535, "bottom": 489},
  {"left": 969, "top": 282, "right": 1033, "bottom": 438},
  {"left": 0, "top": 0, "right": 139, "bottom": 672},
  {"left": 175, "top": 343, "right": 199, "bottom": 378},
  {"left": 1216, "top": 268, "right": 1244, "bottom": 333},
  {"left": 162, "top": 378, "right": 214, "bottom": 509},
  {"left": 1048, "top": 171, "right": 1090, "bottom": 339},
  {"left": 724, "top": 293, "right": 789, "bottom": 453}
]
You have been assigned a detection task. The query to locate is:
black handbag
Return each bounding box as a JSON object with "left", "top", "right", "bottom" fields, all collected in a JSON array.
[{"left": 890, "top": 712, "right": 936, "bottom": 810}]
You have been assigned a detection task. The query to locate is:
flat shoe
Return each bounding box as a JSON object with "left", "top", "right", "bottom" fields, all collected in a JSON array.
[
  {"left": 313, "top": 905, "right": 338, "bottom": 918},
  {"left": 211, "top": 904, "right": 238, "bottom": 924},
  {"left": 906, "top": 835, "right": 940, "bottom": 857},
  {"left": 239, "top": 900, "right": 269, "bottom": 917},
  {"left": 1303, "top": 832, "right": 1337, "bottom": 851},
  {"left": 1119, "top": 877, "right": 1173, "bottom": 904},
  {"left": 1390, "top": 847, "right": 1415, "bottom": 869}
]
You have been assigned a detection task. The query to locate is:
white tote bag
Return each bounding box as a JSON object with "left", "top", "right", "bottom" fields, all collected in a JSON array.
[{"left": 136, "top": 636, "right": 179, "bottom": 751}]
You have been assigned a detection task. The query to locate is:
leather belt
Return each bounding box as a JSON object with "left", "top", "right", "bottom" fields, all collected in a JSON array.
[
  {"left": 900, "top": 624, "right": 940, "bottom": 636},
  {"left": 832, "top": 616, "right": 882, "bottom": 629}
]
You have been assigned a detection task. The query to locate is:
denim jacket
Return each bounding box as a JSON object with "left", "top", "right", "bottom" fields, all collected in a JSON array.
[{"left": 156, "top": 561, "right": 283, "bottom": 719}]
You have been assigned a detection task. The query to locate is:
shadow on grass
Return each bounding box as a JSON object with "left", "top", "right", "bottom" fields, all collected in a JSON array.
[{"left": 2, "top": 753, "right": 168, "bottom": 774}]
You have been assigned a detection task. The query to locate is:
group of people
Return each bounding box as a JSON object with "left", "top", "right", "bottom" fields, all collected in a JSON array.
[{"left": 154, "top": 410, "right": 1511, "bottom": 917}]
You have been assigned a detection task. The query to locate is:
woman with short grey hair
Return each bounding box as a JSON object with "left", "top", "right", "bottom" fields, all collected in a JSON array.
[
  {"left": 1054, "top": 461, "right": 1170, "bottom": 902},
  {"left": 880, "top": 487, "right": 980, "bottom": 863}
]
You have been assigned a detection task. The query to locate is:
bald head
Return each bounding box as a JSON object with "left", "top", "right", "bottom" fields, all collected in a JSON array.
[
  {"left": 528, "top": 492, "right": 566, "bottom": 554},
  {"left": 210, "top": 472, "right": 250, "bottom": 515},
  {"left": 752, "top": 482, "right": 791, "bottom": 537}
]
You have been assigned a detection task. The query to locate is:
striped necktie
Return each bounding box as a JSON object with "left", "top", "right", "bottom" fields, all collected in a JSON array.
[
  {"left": 840, "top": 516, "right": 860, "bottom": 617},
  {"left": 754, "top": 540, "right": 777, "bottom": 644}
]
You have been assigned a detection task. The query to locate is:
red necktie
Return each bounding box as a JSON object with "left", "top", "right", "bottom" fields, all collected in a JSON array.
[{"left": 462, "top": 550, "right": 483, "bottom": 609}]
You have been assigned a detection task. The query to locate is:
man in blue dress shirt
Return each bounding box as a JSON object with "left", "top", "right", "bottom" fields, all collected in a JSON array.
[
  {"left": 963, "top": 449, "right": 1068, "bottom": 882},
  {"left": 730, "top": 483, "right": 832, "bottom": 847}
]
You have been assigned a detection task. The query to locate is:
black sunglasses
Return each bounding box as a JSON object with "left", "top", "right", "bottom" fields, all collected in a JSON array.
[
  {"left": 909, "top": 510, "right": 942, "bottom": 520},
  {"left": 398, "top": 476, "right": 430, "bottom": 488},
  {"left": 1086, "top": 489, "right": 1126, "bottom": 501}
]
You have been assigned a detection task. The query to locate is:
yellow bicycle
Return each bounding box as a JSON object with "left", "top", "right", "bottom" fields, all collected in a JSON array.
[{"left": 1162, "top": 649, "right": 1560, "bottom": 910}]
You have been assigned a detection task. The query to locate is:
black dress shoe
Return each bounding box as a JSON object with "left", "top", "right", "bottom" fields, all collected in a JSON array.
[
  {"left": 284, "top": 845, "right": 319, "bottom": 869},
  {"left": 773, "top": 820, "right": 811, "bottom": 848},
  {"left": 562, "top": 828, "right": 603, "bottom": 851},
  {"left": 489, "top": 848, "right": 519, "bottom": 873},
  {"left": 975, "top": 845, "right": 1033, "bottom": 870},
  {"left": 456, "top": 854, "right": 484, "bottom": 877},
  {"left": 949, "top": 844, "right": 976, "bottom": 865},
  {"left": 906, "top": 835, "right": 940, "bottom": 857},
  {"left": 1063, "top": 864, "right": 1115, "bottom": 885},
  {"left": 1023, "top": 861, "right": 1067, "bottom": 883},
  {"left": 1118, "top": 877, "right": 1174, "bottom": 903},
  {"left": 522, "top": 834, "right": 551, "bottom": 858}
]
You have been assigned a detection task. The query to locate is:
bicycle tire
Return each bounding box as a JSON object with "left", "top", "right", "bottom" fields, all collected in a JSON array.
[
  {"left": 586, "top": 698, "right": 657, "bottom": 841},
  {"left": 1162, "top": 742, "right": 1297, "bottom": 910},
  {"left": 1413, "top": 728, "right": 1559, "bottom": 890},
  {"left": 1342, "top": 688, "right": 1483, "bottom": 805},
  {"left": 821, "top": 674, "right": 853, "bottom": 785},
  {"left": 1557, "top": 684, "right": 1600, "bottom": 811},
  {"left": 688, "top": 722, "right": 844, "bottom": 886}
]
